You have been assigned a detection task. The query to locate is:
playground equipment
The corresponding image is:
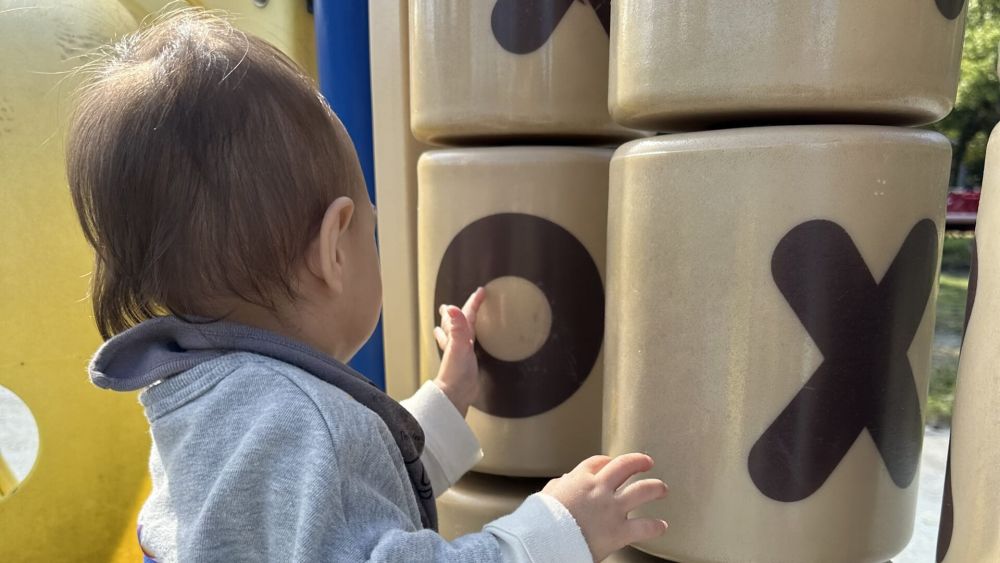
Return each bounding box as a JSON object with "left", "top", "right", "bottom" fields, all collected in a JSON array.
[
  {"left": 0, "top": 453, "right": 17, "bottom": 498},
  {"left": 407, "top": 0, "right": 626, "bottom": 548},
  {"left": 369, "top": 0, "right": 425, "bottom": 399},
  {"left": 0, "top": 1, "right": 317, "bottom": 559},
  {"left": 606, "top": 126, "right": 949, "bottom": 561},
  {"left": 610, "top": 0, "right": 966, "bottom": 131},
  {"left": 118, "top": 0, "right": 316, "bottom": 77},
  {"left": 405, "top": 1, "right": 967, "bottom": 561},
  {"left": 0, "top": 2, "right": 148, "bottom": 561},
  {"left": 408, "top": 0, "right": 638, "bottom": 144},
  {"left": 936, "top": 124, "right": 1000, "bottom": 563},
  {"left": 1, "top": 0, "right": 983, "bottom": 560},
  {"left": 598, "top": 1, "right": 965, "bottom": 560},
  {"left": 418, "top": 147, "right": 610, "bottom": 477}
]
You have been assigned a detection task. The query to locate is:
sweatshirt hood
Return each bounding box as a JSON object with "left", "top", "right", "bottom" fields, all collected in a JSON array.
[
  {"left": 88, "top": 315, "right": 439, "bottom": 529},
  {"left": 90, "top": 316, "right": 230, "bottom": 391}
]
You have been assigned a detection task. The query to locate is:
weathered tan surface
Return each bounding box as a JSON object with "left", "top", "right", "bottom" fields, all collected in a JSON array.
[
  {"left": 409, "top": 0, "right": 638, "bottom": 145},
  {"left": 606, "top": 126, "right": 951, "bottom": 562},
  {"left": 610, "top": 0, "right": 966, "bottom": 131},
  {"left": 418, "top": 147, "right": 610, "bottom": 477}
]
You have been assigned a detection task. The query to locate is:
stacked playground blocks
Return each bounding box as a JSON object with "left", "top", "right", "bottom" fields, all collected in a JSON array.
[
  {"left": 409, "top": 1, "right": 975, "bottom": 562},
  {"left": 604, "top": 2, "right": 965, "bottom": 561},
  {"left": 4, "top": 1, "right": 988, "bottom": 561},
  {"left": 409, "top": 0, "right": 632, "bottom": 539}
]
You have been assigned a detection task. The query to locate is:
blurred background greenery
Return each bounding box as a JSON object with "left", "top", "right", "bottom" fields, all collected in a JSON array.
[
  {"left": 924, "top": 1, "right": 998, "bottom": 426},
  {"left": 931, "top": 0, "right": 1000, "bottom": 188},
  {"left": 928, "top": 235, "right": 973, "bottom": 426}
]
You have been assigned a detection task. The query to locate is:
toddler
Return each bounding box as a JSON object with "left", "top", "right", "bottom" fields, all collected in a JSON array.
[{"left": 66, "top": 10, "right": 668, "bottom": 562}]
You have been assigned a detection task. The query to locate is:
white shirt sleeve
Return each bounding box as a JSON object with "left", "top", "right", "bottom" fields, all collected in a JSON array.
[
  {"left": 400, "top": 381, "right": 483, "bottom": 497},
  {"left": 486, "top": 493, "right": 594, "bottom": 563},
  {"left": 398, "top": 382, "right": 592, "bottom": 562}
]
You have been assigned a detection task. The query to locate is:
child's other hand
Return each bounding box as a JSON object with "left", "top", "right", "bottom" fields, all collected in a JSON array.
[
  {"left": 542, "top": 453, "right": 669, "bottom": 562},
  {"left": 433, "top": 287, "right": 486, "bottom": 417}
]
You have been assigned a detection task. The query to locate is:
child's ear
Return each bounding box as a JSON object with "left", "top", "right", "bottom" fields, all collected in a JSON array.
[{"left": 305, "top": 197, "right": 355, "bottom": 295}]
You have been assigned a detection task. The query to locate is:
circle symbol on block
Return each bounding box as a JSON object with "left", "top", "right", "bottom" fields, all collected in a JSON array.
[
  {"left": 935, "top": 0, "right": 966, "bottom": 19},
  {"left": 435, "top": 213, "right": 604, "bottom": 418},
  {"left": 477, "top": 276, "right": 554, "bottom": 362}
]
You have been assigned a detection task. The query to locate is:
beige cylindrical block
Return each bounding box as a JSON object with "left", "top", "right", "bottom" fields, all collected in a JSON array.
[
  {"left": 937, "top": 125, "right": 1000, "bottom": 563},
  {"left": 409, "top": 0, "right": 637, "bottom": 145},
  {"left": 610, "top": 0, "right": 966, "bottom": 131},
  {"left": 418, "top": 147, "right": 609, "bottom": 477},
  {"left": 606, "top": 126, "right": 951, "bottom": 562},
  {"left": 437, "top": 472, "right": 546, "bottom": 540}
]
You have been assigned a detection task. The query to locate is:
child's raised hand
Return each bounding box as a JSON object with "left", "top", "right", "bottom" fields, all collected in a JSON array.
[
  {"left": 433, "top": 287, "right": 486, "bottom": 417},
  {"left": 542, "top": 453, "right": 669, "bottom": 562}
]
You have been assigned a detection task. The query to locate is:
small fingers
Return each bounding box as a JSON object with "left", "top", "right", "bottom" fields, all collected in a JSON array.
[
  {"left": 444, "top": 305, "right": 472, "bottom": 343},
  {"left": 617, "top": 478, "right": 668, "bottom": 514},
  {"left": 462, "top": 287, "right": 487, "bottom": 327},
  {"left": 575, "top": 454, "right": 613, "bottom": 475},
  {"left": 438, "top": 305, "right": 450, "bottom": 331},
  {"left": 623, "top": 517, "right": 668, "bottom": 546},
  {"left": 597, "top": 453, "right": 654, "bottom": 491},
  {"left": 434, "top": 327, "right": 448, "bottom": 351}
]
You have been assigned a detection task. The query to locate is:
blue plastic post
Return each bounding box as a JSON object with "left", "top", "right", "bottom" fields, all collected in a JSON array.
[{"left": 314, "top": 0, "right": 386, "bottom": 389}]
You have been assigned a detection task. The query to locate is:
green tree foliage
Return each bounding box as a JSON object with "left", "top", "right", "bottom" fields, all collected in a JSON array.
[{"left": 931, "top": 0, "right": 1000, "bottom": 187}]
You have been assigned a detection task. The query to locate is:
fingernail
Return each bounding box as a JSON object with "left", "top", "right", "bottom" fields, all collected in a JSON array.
[{"left": 447, "top": 307, "right": 462, "bottom": 318}]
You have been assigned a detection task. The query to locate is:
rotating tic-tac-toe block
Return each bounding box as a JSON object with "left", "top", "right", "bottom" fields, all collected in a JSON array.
[
  {"left": 437, "top": 472, "right": 546, "bottom": 540},
  {"left": 418, "top": 147, "right": 609, "bottom": 477},
  {"left": 610, "top": 0, "right": 967, "bottom": 131},
  {"left": 408, "top": 0, "right": 638, "bottom": 145},
  {"left": 936, "top": 125, "right": 1000, "bottom": 563},
  {"left": 605, "top": 126, "right": 951, "bottom": 563}
]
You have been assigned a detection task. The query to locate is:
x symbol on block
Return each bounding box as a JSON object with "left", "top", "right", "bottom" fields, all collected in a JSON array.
[
  {"left": 748, "top": 219, "right": 938, "bottom": 502},
  {"left": 491, "top": 0, "right": 611, "bottom": 54}
]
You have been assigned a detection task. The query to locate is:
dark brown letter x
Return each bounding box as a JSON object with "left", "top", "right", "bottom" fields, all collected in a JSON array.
[
  {"left": 748, "top": 219, "right": 938, "bottom": 502},
  {"left": 491, "top": 0, "right": 611, "bottom": 54}
]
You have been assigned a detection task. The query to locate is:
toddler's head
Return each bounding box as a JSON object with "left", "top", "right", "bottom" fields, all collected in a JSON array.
[{"left": 67, "top": 10, "right": 381, "bottom": 359}]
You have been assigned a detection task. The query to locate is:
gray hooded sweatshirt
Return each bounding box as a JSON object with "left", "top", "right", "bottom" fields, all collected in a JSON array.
[{"left": 89, "top": 317, "right": 591, "bottom": 562}]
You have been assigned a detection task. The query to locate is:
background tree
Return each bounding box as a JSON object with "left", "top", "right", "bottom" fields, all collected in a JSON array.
[{"left": 932, "top": 0, "right": 1000, "bottom": 188}]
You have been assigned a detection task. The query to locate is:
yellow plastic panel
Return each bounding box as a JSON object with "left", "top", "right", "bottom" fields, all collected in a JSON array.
[
  {"left": 0, "top": 454, "right": 16, "bottom": 497},
  {"left": 0, "top": 1, "right": 150, "bottom": 561},
  {"left": 195, "top": 0, "right": 316, "bottom": 78},
  {"left": 116, "top": 0, "right": 183, "bottom": 20},
  {"left": 117, "top": 1, "right": 315, "bottom": 78}
]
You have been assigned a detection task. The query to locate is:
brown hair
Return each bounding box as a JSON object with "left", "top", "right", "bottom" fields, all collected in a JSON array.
[{"left": 67, "top": 9, "right": 362, "bottom": 339}]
